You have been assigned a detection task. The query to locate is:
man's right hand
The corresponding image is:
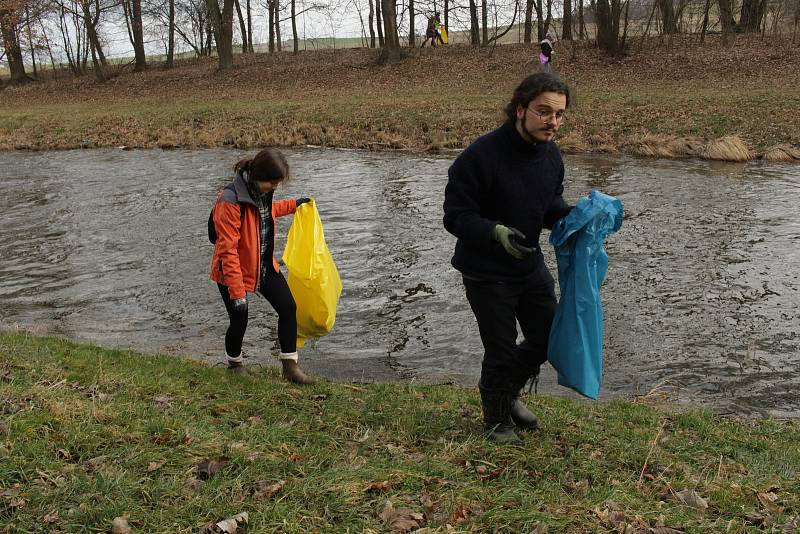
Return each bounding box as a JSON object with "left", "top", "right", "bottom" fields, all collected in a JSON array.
[
  {"left": 232, "top": 297, "right": 248, "bottom": 314},
  {"left": 492, "top": 225, "right": 534, "bottom": 259}
]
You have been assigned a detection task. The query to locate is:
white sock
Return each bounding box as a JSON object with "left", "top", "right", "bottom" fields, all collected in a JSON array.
[
  {"left": 279, "top": 351, "right": 298, "bottom": 362},
  {"left": 226, "top": 352, "right": 243, "bottom": 365}
]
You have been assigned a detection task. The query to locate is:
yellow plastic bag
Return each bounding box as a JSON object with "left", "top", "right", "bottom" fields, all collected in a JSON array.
[{"left": 282, "top": 199, "right": 343, "bottom": 348}]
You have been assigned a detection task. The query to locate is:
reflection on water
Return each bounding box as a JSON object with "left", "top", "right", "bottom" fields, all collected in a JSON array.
[{"left": 0, "top": 148, "right": 798, "bottom": 418}]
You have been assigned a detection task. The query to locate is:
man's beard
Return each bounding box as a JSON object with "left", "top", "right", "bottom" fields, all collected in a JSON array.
[{"left": 523, "top": 110, "right": 556, "bottom": 143}]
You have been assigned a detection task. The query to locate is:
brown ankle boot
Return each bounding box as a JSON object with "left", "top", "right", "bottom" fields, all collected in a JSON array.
[
  {"left": 227, "top": 362, "right": 248, "bottom": 375},
  {"left": 280, "top": 358, "right": 315, "bottom": 385}
]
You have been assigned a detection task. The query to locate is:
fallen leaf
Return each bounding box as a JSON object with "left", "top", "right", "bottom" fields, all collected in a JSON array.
[
  {"left": 649, "top": 527, "right": 685, "bottom": 533},
  {"left": 43, "top": 511, "right": 59, "bottom": 523},
  {"left": 378, "top": 500, "right": 424, "bottom": 532},
  {"left": 215, "top": 511, "right": 248, "bottom": 533},
  {"left": 56, "top": 449, "right": 71, "bottom": 461},
  {"left": 757, "top": 491, "right": 784, "bottom": 514},
  {"left": 196, "top": 457, "right": 229, "bottom": 480},
  {"left": 147, "top": 460, "right": 166, "bottom": 472},
  {"left": 250, "top": 479, "right": 286, "bottom": 500},
  {"left": 447, "top": 504, "right": 473, "bottom": 525},
  {"left": 674, "top": 489, "right": 708, "bottom": 512},
  {"left": 366, "top": 481, "right": 393, "bottom": 493},
  {"left": 111, "top": 516, "right": 132, "bottom": 534}
]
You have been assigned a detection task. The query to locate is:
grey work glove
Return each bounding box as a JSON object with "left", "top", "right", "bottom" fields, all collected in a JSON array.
[
  {"left": 296, "top": 197, "right": 311, "bottom": 206},
  {"left": 492, "top": 224, "right": 534, "bottom": 259},
  {"left": 231, "top": 297, "right": 248, "bottom": 314}
]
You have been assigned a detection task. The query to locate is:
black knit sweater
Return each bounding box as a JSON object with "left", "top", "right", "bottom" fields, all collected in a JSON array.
[{"left": 443, "top": 121, "right": 572, "bottom": 282}]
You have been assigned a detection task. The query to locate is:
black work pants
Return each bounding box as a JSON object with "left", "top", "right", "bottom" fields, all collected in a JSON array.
[
  {"left": 218, "top": 268, "right": 297, "bottom": 358},
  {"left": 464, "top": 274, "right": 558, "bottom": 392}
]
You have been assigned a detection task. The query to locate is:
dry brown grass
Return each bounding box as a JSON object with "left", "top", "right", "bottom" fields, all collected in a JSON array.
[
  {"left": 703, "top": 136, "right": 752, "bottom": 162},
  {"left": 763, "top": 143, "right": 800, "bottom": 162},
  {"left": 2, "top": 34, "right": 799, "bottom": 161}
]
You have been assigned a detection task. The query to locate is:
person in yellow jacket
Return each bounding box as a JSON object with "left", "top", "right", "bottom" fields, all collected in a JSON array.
[
  {"left": 210, "top": 148, "right": 314, "bottom": 383},
  {"left": 421, "top": 12, "right": 442, "bottom": 48}
]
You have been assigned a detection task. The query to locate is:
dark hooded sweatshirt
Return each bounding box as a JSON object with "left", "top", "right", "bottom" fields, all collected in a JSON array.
[{"left": 443, "top": 120, "right": 572, "bottom": 283}]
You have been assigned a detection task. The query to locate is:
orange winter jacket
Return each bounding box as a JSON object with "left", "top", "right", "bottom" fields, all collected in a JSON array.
[{"left": 210, "top": 173, "right": 297, "bottom": 300}]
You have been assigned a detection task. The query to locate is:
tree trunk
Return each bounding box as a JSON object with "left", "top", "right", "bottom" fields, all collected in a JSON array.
[
  {"left": 595, "top": 0, "right": 622, "bottom": 55},
  {"left": 379, "top": 0, "right": 402, "bottom": 60},
  {"left": 524, "top": 0, "right": 533, "bottom": 42},
  {"left": 80, "top": 0, "right": 106, "bottom": 80},
  {"left": 166, "top": 0, "right": 175, "bottom": 67},
  {"left": 367, "top": 0, "right": 375, "bottom": 47},
  {"left": 268, "top": 0, "right": 274, "bottom": 52},
  {"left": 481, "top": 0, "right": 487, "bottom": 46},
  {"left": 131, "top": 0, "right": 146, "bottom": 70},
  {"left": 718, "top": 0, "right": 736, "bottom": 44},
  {"left": 291, "top": 0, "right": 299, "bottom": 52},
  {"left": 24, "top": 5, "right": 37, "bottom": 78},
  {"left": 233, "top": 0, "right": 247, "bottom": 53},
  {"left": 699, "top": 0, "right": 711, "bottom": 42},
  {"left": 246, "top": 0, "right": 253, "bottom": 51},
  {"left": 658, "top": 0, "right": 678, "bottom": 33},
  {"left": 408, "top": 0, "right": 414, "bottom": 46},
  {"left": 207, "top": 0, "right": 234, "bottom": 69},
  {"left": 534, "top": 0, "right": 544, "bottom": 41},
  {"left": 562, "top": 0, "right": 572, "bottom": 39},
  {"left": 578, "top": 0, "right": 585, "bottom": 38},
  {"left": 375, "top": 0, "right": 384, "bottom": 46},
  {"left": 469, "top": 0, "right": 479, "bottom": 44},
  {"left": 274, "top": 0, "right": 281, "bottom": 51},
  {"left": 739, "top": 0, "right": 766, "bottom": 31},
  {"left": 0, "top": 7, "right": 32, "bottom": 84},
  {"left": 444, "top": 0, "right": 448, "bottom": 33}
]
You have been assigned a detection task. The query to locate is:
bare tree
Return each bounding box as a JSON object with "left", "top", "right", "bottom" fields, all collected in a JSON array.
[
  {"left": 207, "top": 0, "right": 234, "bottom": 68},
  {"left": 718, "top": 0, "right": 736, "bottom": 43},
  {"left": 0, "top": 0, "right": 33, "bottom": 83},
  {"left": 739, "top": 0, "right": 767, "bottom": 31},
  {"left": 379, "top": 0, "right": 401, "bottom": 60},
  {"left": 375, "top": 0, "right": 383, "bottom": 45},
  {"left": 80, "top": 0, "right": 108, "bottom": 80},
  {"left": 121, "top": 0, "right": 146, "bottom": 70},
  {"left": 562, "top": 0, "right": 572, "bottom": 39},
  {"left": 593, "top": 0, "right": 625, "bottom": 55},
  {"left": 658, "top": 0, "right": 677, "bottom": 33},
  {"left": 233, "top": 0, "right": 246, "bottom": 52},
  {"left": 367, "top": 0, "right": 375, "bottom": 46},
  {"left": 469, "top": 0, "right": 479, "bottom": 44},
  {"left": 166, "top": 0, "right": 175, "bottom": 66},
  {"left": 523, "top": 0, "right": 532, "bottom": 42},
  {"left": 407, "top": 0, "right": 414, "bottom": 45}
]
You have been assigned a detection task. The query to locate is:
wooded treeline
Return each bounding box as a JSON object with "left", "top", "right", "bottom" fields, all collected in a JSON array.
[{"left": 1, "top": 0, "right": 798, "bottom": 83}]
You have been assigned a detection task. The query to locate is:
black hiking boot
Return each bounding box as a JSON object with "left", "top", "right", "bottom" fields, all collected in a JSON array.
[{"left": 479, "top": 383, "right": 523, "bottom": 446}]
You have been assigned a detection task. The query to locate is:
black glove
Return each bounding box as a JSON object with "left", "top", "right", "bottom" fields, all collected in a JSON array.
[
  {"left": 296, "top": 197, "right": 311, "bottom": 206},
  {"left": 231, "top": 297, "right": 247, "bottom": 314},
  {"left": 492, "top": 224, "right": 534, "bottom": 259}
]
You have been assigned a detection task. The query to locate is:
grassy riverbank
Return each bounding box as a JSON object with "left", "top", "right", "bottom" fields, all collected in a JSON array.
[
  {"left": 1, "top": 332, "right": 798, "bottom": 532},
  {"left": 1, "top": 35, "right": 799, "bottom": 161}
]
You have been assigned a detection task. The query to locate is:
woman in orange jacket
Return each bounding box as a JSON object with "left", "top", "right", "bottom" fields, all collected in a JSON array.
[{"left": 210, "top": 148, "right": 313, "bottom": 383}]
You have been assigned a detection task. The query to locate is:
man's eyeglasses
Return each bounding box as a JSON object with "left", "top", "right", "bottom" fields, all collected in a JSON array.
[{"left": 527, "top": 107, "right": 567, "bottom": 124}]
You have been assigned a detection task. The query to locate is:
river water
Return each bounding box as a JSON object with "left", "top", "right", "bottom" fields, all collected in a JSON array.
[{"left": 0, "top": 148, "right": 798, "bottom": 418}]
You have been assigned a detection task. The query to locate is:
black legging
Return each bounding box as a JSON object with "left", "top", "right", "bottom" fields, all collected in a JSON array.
[{"left": 218, "top": 268, "right": 297, "bottom": 358}]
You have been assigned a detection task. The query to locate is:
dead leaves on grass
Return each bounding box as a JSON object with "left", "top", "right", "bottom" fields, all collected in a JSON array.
[
  {"left": 198, "top": 512, "right": 249, "bottom": 534},
  {"left": 378, "top": 500, "right": 425, "bottom": 532},
  {"left": 673, "top": 488, "right": 709, "bottom": 512},
  {"left": 196, "top": 457, "right": 230, "bottom": 480}
]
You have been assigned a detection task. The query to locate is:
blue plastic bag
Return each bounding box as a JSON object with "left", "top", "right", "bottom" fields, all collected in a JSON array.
[{"left": 547, "top": 190, "right": 623, "bottom": 399}]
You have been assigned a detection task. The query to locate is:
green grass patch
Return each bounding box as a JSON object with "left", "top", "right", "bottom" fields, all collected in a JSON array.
[{"left": 1, "top": 332, "right": 798, "bottom": 532}]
